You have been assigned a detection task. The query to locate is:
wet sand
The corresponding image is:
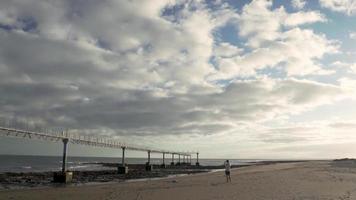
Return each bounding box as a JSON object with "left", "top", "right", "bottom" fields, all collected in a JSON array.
[{"left": 2, "top": 160, "right": 356, "bottom": 200}]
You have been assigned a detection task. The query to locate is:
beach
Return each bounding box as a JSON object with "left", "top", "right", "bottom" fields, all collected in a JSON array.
[{"left": 2, "top": 160, "right": 356, "bottom": 200}]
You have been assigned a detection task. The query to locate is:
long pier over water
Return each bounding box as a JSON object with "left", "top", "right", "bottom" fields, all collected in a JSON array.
[{"left": 0, "top": 124, "right": 200, "bottom": 181}]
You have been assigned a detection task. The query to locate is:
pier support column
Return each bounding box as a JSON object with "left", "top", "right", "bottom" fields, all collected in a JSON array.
[
  {"left": 122, "top": 147, "right": 125, "bottom": 165},
  {"left": 196, "top": 152, "right": 200, "bottom": 166},
  {"left": 62, "top": 138, "right": 69, "bottom": 173},
  {"left": 53, "top": 138, "right": 73, "bottom": 183},
  {"left": 171, "top": 154, "right": 174, "bottom": 166},
  {"left": 118, "top": 147, "right": 128, "bottom": 174},
  {"left": 177, "top": 154, "right": 181, "bottom": 165},
  {"left": 148, "top": 150, "right": 151, "bottom": 163},
  {"left": 146, "top": 150, "right": 153, "bottom": 171},
  {"left": 161, "top": 153, "right": 166, "bottom": 168}
]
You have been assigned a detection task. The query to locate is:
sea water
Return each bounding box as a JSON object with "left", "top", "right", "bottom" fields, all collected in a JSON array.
[{"left": 0, "top": 155, "right": 265, "bottom": 173}]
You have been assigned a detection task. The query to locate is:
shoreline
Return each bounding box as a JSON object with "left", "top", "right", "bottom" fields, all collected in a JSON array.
[
  {"left": 0, "top": 160, "right": 308, "bottom": 191},
  {"left": 0, "top": 164, "right": 231, "bottom": 190}
]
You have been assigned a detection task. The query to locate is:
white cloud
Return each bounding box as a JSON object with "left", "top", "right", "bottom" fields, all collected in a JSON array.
[
  {"left": 213, "top": 28, "right": 337, "bottom": 78},
  {"left": 320, "top": 0, "right": 356, "bottom": 15},
  {"left": 209, "top": 0, "right": 333, "bottom": 79},
  {"left": 351, "top": 63, "right": 356, "bottom": 73},
  {"left": 237, "top": 0, "right": 326, "bottom": 48},
  {"left": 350, "top": 32, "right": 356, "bottom": 39},
  {"left": 332, "top": 61, "right": 349, "bottom": 67},
  {"left": 331, "top": 61, "right": 356, "bottom": 73},
  {"left": 0, "top": 0, "right": 239, "bottom": 134},
  {"left": 283, "top": 11, "right": 326, "bottom": 27},
  {"left": 237, "top": 0, "right": 284, "bottom": 48},
  {"left": 0, "top": 0, "right": 355, "bottom": 158},
  {"left": 0, "top": 0, "right": 239, "bottom": 94},
  {"left": 292, "top": 0, "right": 306, "bottom": 9},
  {"left": 213, "top": 42, "right": 242, "bottom": 58}
]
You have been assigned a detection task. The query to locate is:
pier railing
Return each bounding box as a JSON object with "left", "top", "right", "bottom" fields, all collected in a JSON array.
[{"left": 0, "top": 125, "right": 200, "bottom": 173}]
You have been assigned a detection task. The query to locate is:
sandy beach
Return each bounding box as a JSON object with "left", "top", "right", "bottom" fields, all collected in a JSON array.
[{"left": 2, "top": 160, "right": 356, "bottom": 200}]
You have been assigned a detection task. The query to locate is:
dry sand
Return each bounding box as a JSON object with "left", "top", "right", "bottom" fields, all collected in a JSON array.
[{"left": 2, "top": 161, "right": 356, "bottom": 200}]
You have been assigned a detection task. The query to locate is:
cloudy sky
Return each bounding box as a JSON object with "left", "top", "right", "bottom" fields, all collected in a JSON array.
[{"left": 1, "top": 0, "right": 356, "bottom": 159}]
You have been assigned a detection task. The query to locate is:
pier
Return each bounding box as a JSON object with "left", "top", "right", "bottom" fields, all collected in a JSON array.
[{"left": 0, "top": 126, "right": 199, "bottom": 182}]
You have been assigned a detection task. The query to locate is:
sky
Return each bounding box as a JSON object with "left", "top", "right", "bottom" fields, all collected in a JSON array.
[{"left": 1, "top": 0, "right": 356, "bottom": 159}]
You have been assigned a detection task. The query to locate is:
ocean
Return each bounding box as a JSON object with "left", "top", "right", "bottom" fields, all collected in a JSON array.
[{"left": 0, "top": 155, "right": 264, "bottom": 173}]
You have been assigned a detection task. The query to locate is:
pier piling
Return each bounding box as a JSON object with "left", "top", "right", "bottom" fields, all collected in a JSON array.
[
  {"left": 147, "top": 150, "right": 151, "bottom": 163},
  {"left": 53, "top": 137, "right": 73, "bottom": 183},
  {"left": 118, "top": 147, "right": 128, "bottom": 174},
  {"left": 146, "top": 150, "right": 153, "bottom": 171},
  {"left": 196, "top": 152, "right": 200, "bottom": 166},
  {"left": 122, "top": 147, "right": 126, "bottom": 165},
  {"left": 171, "top": 153, "right": 174, "bottom": 166},
  {"left": 161, "top": 152, "right": 166, "bottom": 168},
  {"left": 61, "top": 138, "right": 69, "bottom": 173}
]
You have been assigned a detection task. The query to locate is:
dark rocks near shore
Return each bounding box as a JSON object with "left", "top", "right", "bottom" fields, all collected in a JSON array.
[
  {"left": 331, "top": 158, "right": 356, "bottom": 168},
  {"left": 0, "top": 163, "right": 220, "bottom": 190},
  {"left": 0, "top": 171, "right": 54, "bottom": 189},
  {"left": 0, "top": 161, "right": 305, "bottom": 190},
  {"left": 333, "top": 158, "right": 356, "bottom": 162}
]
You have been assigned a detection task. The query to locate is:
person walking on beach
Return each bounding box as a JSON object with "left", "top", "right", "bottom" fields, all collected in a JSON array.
[{"left": 224, "top": 160, "right": 231, "bottom": 182}]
